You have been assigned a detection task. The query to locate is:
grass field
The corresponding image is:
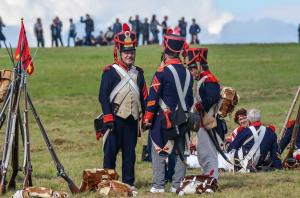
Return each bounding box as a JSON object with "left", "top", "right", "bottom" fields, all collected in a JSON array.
[{"left": 0, "top": 43, "right": 300, "bottom": 197}]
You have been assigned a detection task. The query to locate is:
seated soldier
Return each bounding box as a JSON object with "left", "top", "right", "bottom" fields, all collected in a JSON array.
[
  {"left": 227, "top": 109, "right": 282, "bottom": 172},
  {"left": 279, "top": 120, "right": 300, "bottom": 162}
]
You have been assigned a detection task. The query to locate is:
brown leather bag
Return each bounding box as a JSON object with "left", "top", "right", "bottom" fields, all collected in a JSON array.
[
  {"left": 0, "top": 69, "right": 12, "bottom": 103},
  {"left": 12, "top": 187, "right": 69, "bottom": 198},
  {"left": 97, "top": 180, "right": 134, "bottom": 197},
  {"left": 79, "top": 168, "right": 119, "bottom": 192}
]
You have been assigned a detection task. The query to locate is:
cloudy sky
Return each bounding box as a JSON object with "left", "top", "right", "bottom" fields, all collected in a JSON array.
[{"left": 0, "top": 0, "right": 299, "bottom": 47}]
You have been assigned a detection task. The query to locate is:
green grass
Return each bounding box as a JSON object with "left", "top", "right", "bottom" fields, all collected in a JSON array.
[{"left": 0, "top": 43, "right": 300, "bottom": 197}]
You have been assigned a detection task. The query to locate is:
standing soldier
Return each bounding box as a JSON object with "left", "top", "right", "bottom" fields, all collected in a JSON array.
[
  {"left": 161, "top": 16, "right": 168, "bottom": 36},
  {"left": 179, "top": 17, "right": 187, "bottom": 38},
  {"left": 143, "top": 29, "right": 193, "bottom": 193},
  {"left": 98, "top": 23, "right": 148, "bottom": 189},
  {"left": 186, "top": 47, "right": 220, "bottom": 180},
  {"left": 142, "top": 17, "right": 150, "bottom": 45},
  {"left": 67, "top": 18, "right": 76, "bottom": 47}
]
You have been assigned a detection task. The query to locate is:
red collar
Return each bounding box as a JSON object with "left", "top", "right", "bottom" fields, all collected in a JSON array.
[
  {"left": 250, "top": 121, "right": 262, "bottom": 127},
  {"left": 163, "top": 58, "right": 182, "bottom": 66},
  {"left": 116, "top": 60, "right": 130, "bottom": 71},
  {"left": 199, "top": 70, "right": 219, "bottom": 83}
]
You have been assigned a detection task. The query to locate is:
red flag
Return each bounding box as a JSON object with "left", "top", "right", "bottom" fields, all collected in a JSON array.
[{"left": 15, "top": 19, "right": 34, "bottom": 75}]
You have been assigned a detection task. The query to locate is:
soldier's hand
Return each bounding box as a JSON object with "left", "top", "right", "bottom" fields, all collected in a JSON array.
[
  {"left": 96, "top": 131, "right": 104, "bottom": 141},
  {"left": 105, "top": 121, "right": 114, "bottom": 131},
  {"left": 142, "top": 119, "right": 152, "bottom": 130},
  {"left": 195, "top": 102, "right": 204, "bottom": 112}
]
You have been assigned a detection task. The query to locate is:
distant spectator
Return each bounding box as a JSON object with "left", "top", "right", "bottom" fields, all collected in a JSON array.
[
  {"left": 55, "top": 16, "right": 64, "bottom": 46},
  {"left": 0, "top": 17, "right": 6, "bottom": 48},
  {"left": 189, "top": 18, "right": 201, "bottom": 44},
  {"left": 161, "top": 15, "right": 168, "bottom": 36},
  {"left": 150, "top": 14, "right": 160, "bottom": 44},
  {"left": 104, "top": 27, "right": 114, "bottom": 45},
  {"left": 142, "top": 17, "right": 150, "bottom": 45},
  {"left": 34, "top": 18, "right": 44, "bottom": 47},
  {"left": 68, "top": 18, "right": 76, "bottom": 47},
  {"left": 96, "top": 31, "right": 107, "bottom": 46},
  {"left": 298, "top": 24, "right": 300, "bottom": 44},
  {"left": 178, "top": 17, "right": 187, "bottom": 38},
  {"left": 80, "top": 14, "right": 94, "bottom": 46},
  {"left": 50, "top": 19, "right": 58, "bottom": 47},
  {"left": 113, "top": 18, "right": 122, "bottom": 35},
  {"left": 129, "top": 15, "right": 142, "bottom": 45},
  {"left": 75, "top": 37, "right": 84, "bottom": 46}
]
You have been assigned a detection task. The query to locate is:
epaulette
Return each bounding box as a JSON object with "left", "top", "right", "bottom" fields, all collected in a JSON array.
[
  {"left": 135, "top": 65, "right": 144, "bottom": 73},
  {"left": 287, "top": 120, "right": 296, "bottom": 128},
  {"left": 204, "top": 74, "right": 219, "bottom": 83},
  {"left": 102, "top": 64, "right": 112, "bottom": 72},
  {"left": 157, "top": 65, "right": 167, "bottom": 72},
  {"left": 237, "top": 126, "right": 245, "bottom": 133},
  {"left": 267, "top": 125, "right": 276, "bottom": 132}
]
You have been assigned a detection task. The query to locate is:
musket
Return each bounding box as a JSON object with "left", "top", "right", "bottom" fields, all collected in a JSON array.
[
  {"left": 278, "top": 86, "right": 300, "bottom": 143},
  {"left": 0, "top": 66, "right": 23, "bottom": 194},
  {"left": 22, "top": 74, "right": 32, "bottom": 188},
  {"left": 283, "top": 104, "right": 300, "bottom": 165},
  {"left": 26, "top": 93, "right": 80, "bottom": 194}
]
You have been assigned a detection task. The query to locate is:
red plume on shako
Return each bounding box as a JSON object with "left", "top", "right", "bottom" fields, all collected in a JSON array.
[{"left": 113, "top": 23, "right": 137, "bottom": 62}]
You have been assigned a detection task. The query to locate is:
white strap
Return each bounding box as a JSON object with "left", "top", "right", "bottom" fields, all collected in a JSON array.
[
  {"left": 244, "top": 126, "right": 266, "bottom": 161},
  {"left": 109, "top": 64, "right": 140, "bottom": 102},
  {"left": 167, "top": 65, "right": 190, "bottom": 111},
  {"left": 195, "top": 76, "right": 208, "bottom": 102},
  {"left": 241, "top": 126, "right": 266, "bottom": 167}
]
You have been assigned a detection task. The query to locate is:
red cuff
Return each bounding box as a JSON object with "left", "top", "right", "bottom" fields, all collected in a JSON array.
[
  {"left": 195, "top": 102, "right": 204, "bottom": 112},
  {"left": 103, "top": 114, "right": 114, "bottom": 123},
  {"left": 144, "top": 111, "right": 154, "bottom": 121}
]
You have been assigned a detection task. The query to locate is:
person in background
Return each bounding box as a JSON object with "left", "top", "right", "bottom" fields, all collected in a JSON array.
[
  {"left": 129, "top": 15, "right": 142, "bottom": 45},
  {"left": 34, "top": 18, "right": 44, "bottom": 47},
  {"left": 68, "top": 18, "right": 77, "bottom": 47},
  {"left": 178, "top": 17, "right": 187, "bottom": 38},
  {"left": 161, "top": 16, "right": 168, "bottom": 36},
  {"left": 113, "top": 18, "right": 122, "bottom": 36},
  {"left": 150, "top": 14, "right": 160, "bottom": 44},
  {"left": 0, "top": 17, "right": 6, "bottom": 48},
  {"left": 104, "top": 27, "right": 114, "bottom": 45},
  {"left": 50, "top": 19, "right": 58, "bottom": 47},
  {"left": 80, "top": 14, "right": 94, "bottom": 46},
  {"left": 189, "top": 18, "right": 201, "bottom": 44},
  {"left": 55, "top": 16, "right": 64, "bottom": 46},
  {"left": 142, "top": 17, "right": 150, "bottom": 45}
]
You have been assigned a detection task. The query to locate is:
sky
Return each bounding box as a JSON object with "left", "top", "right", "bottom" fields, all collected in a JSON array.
[{"left": 0, "top": 0, "right": 299, "bottom": 47}]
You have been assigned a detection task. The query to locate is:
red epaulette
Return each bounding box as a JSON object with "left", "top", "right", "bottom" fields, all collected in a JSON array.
[
  {"left": 287, "top": 120, "right": 296, "bottom": 128},
  {"left": 204, "top": 73, "right": 219, "bottom": 83},
  {"left": 157, "top": 65, "right": 166, "bottom": 72},
  {"left": 267, "top": 125, "right": 276, "bottom": 132},
  {"left": 237, "top": 126, "right": 245, "bottom": 133},
  {"left": 102, "top": 64, "right": 112, "bottom": 72}
]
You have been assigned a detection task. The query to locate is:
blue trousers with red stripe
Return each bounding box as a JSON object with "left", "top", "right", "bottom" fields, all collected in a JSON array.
[{"left": 103, "top": 115, "right": 138, "bottom": 186}]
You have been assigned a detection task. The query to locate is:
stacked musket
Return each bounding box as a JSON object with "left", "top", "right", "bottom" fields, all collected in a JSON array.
[{"left": 0, "top": 20, "right": 80, "bottom": 195}]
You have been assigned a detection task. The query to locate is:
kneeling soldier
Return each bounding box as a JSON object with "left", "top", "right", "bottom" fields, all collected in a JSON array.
[{"left": 98, "top": 23, "right": 148, "bottom": 188}]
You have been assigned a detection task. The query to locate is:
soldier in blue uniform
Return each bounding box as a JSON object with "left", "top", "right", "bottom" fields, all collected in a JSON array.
[
  {"left": 98, "top": 23, "right": 148, "bottom": 188},
  {"left": 143, "top": 29, "right": 193, "bottom": 193},
  {"left": 186, "top": 47, "right": 221, "bottom": 180},
  {"left": 227, "top": 109, "right": 282, "bottom": 172},
  {"left": 279, "top": 120, "right": 300, "bottom": 161}
]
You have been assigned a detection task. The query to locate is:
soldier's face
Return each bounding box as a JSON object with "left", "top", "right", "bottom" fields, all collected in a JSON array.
[
  {"left": 238, "top": 115, "right": 249, "bottom": 127},
  {"left": 189, "top": 67, "right": 201, "bottom": 80},
  {"left": 121, "top": 50, "right": 136, "bottom": 66}
]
